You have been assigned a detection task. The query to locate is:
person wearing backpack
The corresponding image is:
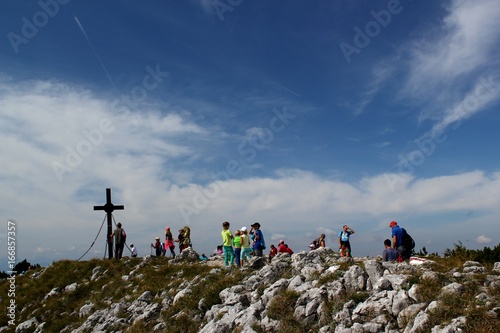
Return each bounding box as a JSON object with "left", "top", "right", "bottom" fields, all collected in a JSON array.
[
  {"left": 338, "top": 225, "right": 355, "bottom": 257},
  {"left": 389, "top": 220, "right": 412, "bottom": 260},
  {"left": 151, "top": 237, "right": 162, "bottom": 256},
  {"left": 111, "top": 222, "right": 126, "bottom": 259},
  {"left": 249, "top": 222, "right": 266, "bottom": 257}
]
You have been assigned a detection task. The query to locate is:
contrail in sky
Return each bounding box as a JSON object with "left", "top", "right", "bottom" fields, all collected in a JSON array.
[
  {"left": 272, "top": 80, "right": 301, "bottom": 98},
  {"left": 74, "top": 16, "right": 118, "bottom": 93}
]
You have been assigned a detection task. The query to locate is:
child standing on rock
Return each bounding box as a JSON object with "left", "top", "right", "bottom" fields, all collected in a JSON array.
[{"left": 221, "top": 221, "right": 235, "bottom": 268}]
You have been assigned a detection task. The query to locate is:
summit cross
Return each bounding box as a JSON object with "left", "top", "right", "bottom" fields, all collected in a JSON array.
[{"left": 94, "top": 188, "right": 124, "bottom": 259}]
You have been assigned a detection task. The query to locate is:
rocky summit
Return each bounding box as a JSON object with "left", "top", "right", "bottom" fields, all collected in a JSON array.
[{"left": 3, "top": 247, "right": 500, "bottom": 332}]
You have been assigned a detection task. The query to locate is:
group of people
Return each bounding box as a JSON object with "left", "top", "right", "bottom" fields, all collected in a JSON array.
[
  {"left": 304, "top": 221, "right": 412, "bottom": 262},
  {"left": 221, "top": 221, "right": 265, "bottom": 268},
  {"left": 383, "top": 220, "right": 412, "bottom": 261},
  {"left": 151, "top": 226, "right": 192, "bottom": 258},
  {"left": 268, "top": 240, "right": 295, "bottom": 259},
  {"left": 305, "top": 225, "right": 355, "bottom": 258},
  {"left": 111, "top": 219, "right": 413, "bottom": 263}
]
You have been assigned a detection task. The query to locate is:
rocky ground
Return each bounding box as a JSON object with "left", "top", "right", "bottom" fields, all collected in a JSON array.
[{"left": 5, "top": 247, "right": 500, "bottom": 332}]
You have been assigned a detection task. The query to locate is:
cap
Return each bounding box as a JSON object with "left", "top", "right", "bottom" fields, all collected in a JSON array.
[
  {"left": 165, "top": 227, "right": 170, "bottom": 230},
  {"left": 155, "top": 237, "right": 160, "bottom": 240},
  {"left": 241, "top": 226, "right": 247, "bottom": 232},
  {"left": 389, "top": 221, "right": 397, "bottom": 227},
  {"left": 279, "top": 239, "right": 284, "bottom": 244},
  {"left": 251, "top": 222, "right": 260, "bottom": 228}
]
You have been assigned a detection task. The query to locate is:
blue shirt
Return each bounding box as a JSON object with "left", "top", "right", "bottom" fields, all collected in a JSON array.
[
  {"left": 383, "top": 248, "right": 399, "bottom": 261},
  {"left": 391, "top": 226, "right": 403, "bottom": 247},
  {"left": 338, "top": 230, "right": 352, "bottom": 242},
  {"left": 250, "top": 229, "right": 265, "bottom": 250}
]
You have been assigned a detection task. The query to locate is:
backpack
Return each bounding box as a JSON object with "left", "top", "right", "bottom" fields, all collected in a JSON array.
[
  {"left": 183, "top": 226, "right": 191, "bottom": 246},
  {"left": 255, "top": 230, "right": 266, "bottom": 249},
  {"left": 401, "top": 228, "right": 415, "bottom": 250},
  {"left": 115, "top": 227, "right": 126, "bottom": 244}
]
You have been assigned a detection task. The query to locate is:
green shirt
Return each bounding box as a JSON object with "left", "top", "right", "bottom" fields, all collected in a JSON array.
[
  {"left": 221, "top": 229, "right": 233, "bottom": 246},
  {"left": 233, "top": 236, "right": 241, "bottom": 248}
]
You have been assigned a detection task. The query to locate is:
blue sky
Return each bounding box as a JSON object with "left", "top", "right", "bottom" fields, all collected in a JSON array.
[{"left": 1, "top": 0, "right": 499, "bottom": 268}]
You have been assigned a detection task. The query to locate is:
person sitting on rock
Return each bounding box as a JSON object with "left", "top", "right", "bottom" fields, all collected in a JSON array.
[
  {"left": 268, "top": 244, "right": 277, "bottom": 261},
  {"left": 382, "top": 239, "right": 398, "bottom": 261}
]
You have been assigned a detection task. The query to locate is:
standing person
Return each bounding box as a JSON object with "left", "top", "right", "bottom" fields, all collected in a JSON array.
[
  {"left": 240, "top": 226, "right": 252, "bottom": 266},
  {"left": 175, "top": 229, "right": 185, "bottom": 254},
  {"left": 382, "top": 239, "right": 399, "bottom": 261},
  {"left": 164, "top": 227, "right": 176, "bottom": 258},
  {"left": 249, "top": 222, "right": 265, "bottom": 257},
  {"left": 233, "top": 230, "right": 242, "bottom": 268},
  {"left": 338, "top": 225, "right": 355, "bottom": 257},
  {"left": 151, "top": 237, "right": 162, "bottom": 256},
  {"left": 221, "top": 221, "right": 235, "bottom": 268},
  {"left": 130, "top": 243, "right": 138, "bottom": 257},
  {"left": 111, "top": 222, "right": 126, "bottom": 259},
  {"left": 389, "top": 221, "right": 410, "bottom": 260}
]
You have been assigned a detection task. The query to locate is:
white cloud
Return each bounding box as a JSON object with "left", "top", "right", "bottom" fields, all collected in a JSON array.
[
  {"left": 431, "top": 73, "right": 500, "bottom": 135},
  {"left": 404, "top": 0, "right": 500, "bottom": 95},
  {"left": 476, "top": 235, "right": 492, "bottom": 245},
  {"left": 35, "top": 247, "right": 50, "bottom": 254},
  {"left": 1, "top": 78, "right": 499, "bottom": 267}
]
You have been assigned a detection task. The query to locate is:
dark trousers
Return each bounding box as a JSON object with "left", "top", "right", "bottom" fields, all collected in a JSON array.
[{"left": 115, "top": 243, "right": 124, "bottom": 259}]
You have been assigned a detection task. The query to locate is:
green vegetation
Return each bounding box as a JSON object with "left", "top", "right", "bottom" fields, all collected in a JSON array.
[
  {"left": 444, "top": 241, "right": 500, "bottom": 264},
  {"left": 0, "top": 257, "right": 252, "bottom": 332},
  {"left": 0, "top": 242, "right": 498, "bottom": 332},
  {"left": 267, "top": 290, "right": 303, "bottom": 333}
]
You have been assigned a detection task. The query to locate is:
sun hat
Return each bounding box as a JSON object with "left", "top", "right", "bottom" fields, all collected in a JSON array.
[
  {"left": 241, "top": 226, "right": 247, "bottom": 232},
  {"left": 389, "top": 221, "right": 397, "bottom": 227}
]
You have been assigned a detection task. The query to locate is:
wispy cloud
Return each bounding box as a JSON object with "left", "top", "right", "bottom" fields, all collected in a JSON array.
[{"left": 404, "top": 0, "right": 500, "bottom": 97}]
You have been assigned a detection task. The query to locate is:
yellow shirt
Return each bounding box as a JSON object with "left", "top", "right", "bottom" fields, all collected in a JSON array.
[{"left": 221, "top": 229, "right": 233, "bottom": 246}]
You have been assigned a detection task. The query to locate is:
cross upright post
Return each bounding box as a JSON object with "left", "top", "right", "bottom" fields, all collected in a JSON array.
[{"left": 94, "top": 188, "right": 125, "bottom": 259}]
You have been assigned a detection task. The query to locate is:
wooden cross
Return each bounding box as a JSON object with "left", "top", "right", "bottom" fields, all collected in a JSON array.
[{"left": 94, "top": 188, "right": 124, "bottom": 259}]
